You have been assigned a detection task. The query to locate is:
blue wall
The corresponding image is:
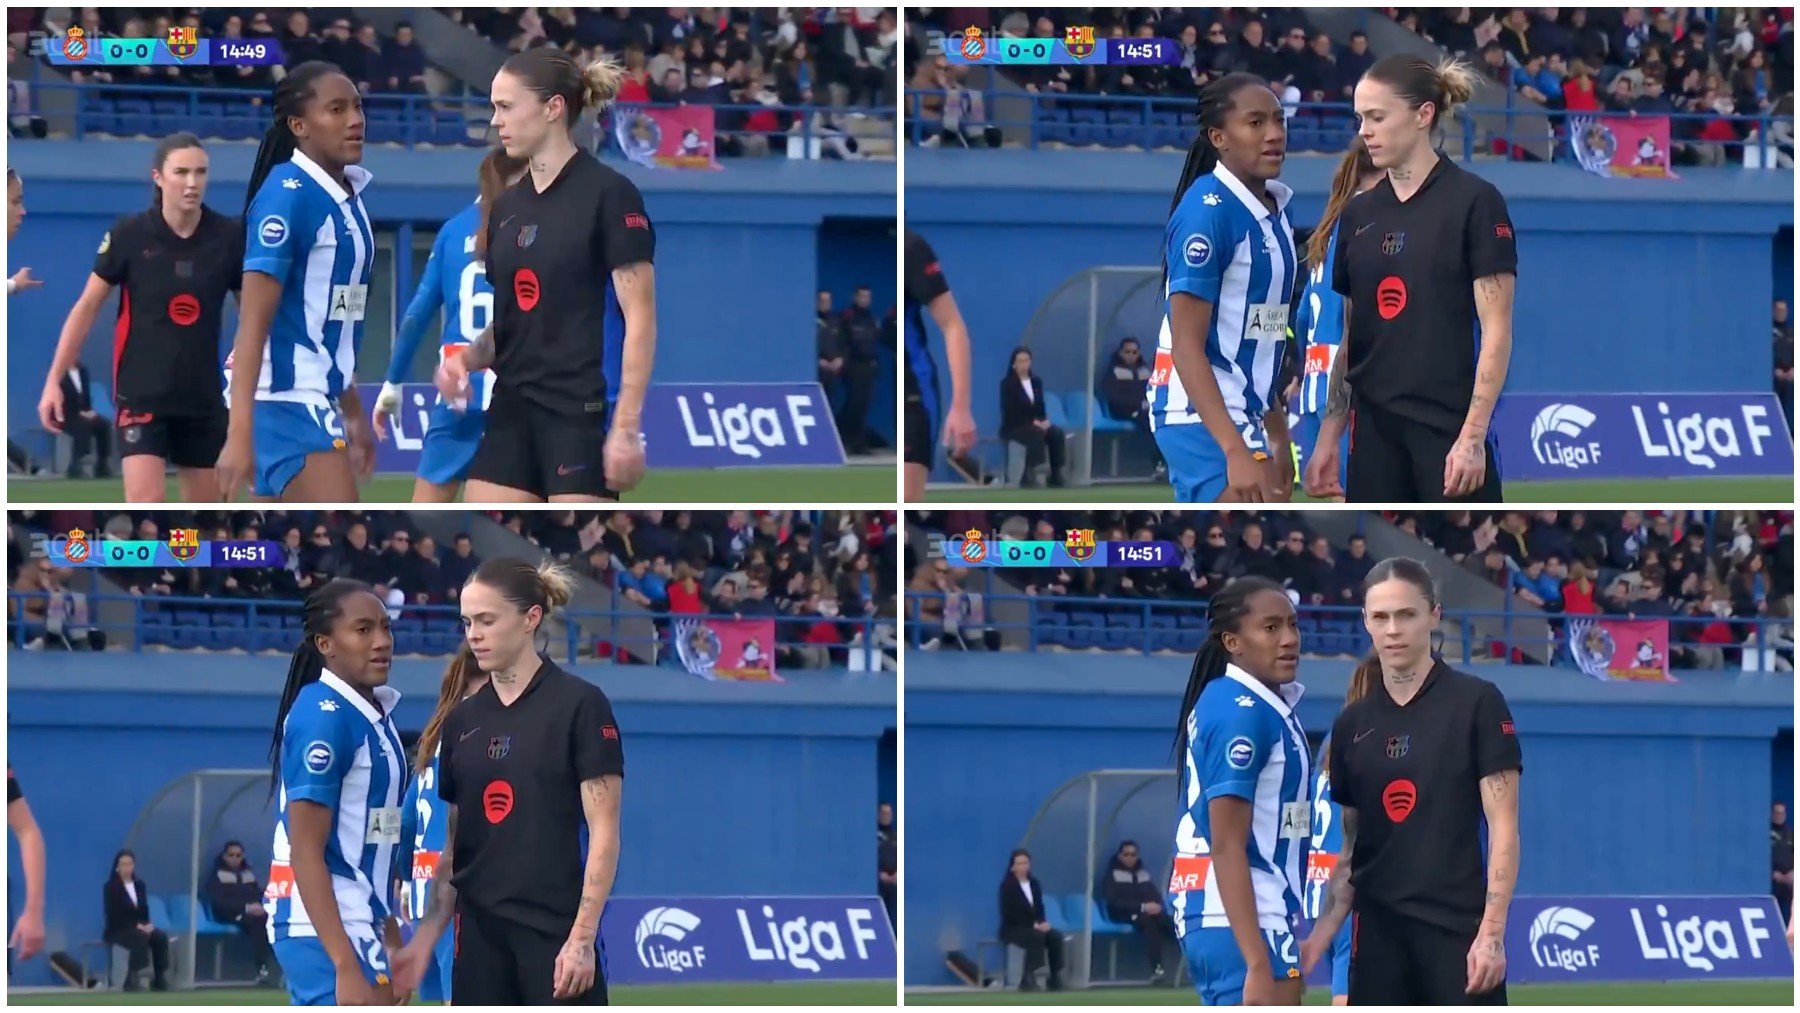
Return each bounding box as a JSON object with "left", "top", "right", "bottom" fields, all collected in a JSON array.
[
  {"left": 6, "top": 655, "right": 895, "bottom": 986},
  {"left": 906, "top": 149, "right": 1794, "bottom": 435},
  {"left": 6, "top": 141, "right": 895, "bottom": 444},
  {"left": 902, "top": 652, "right": 1793, "bottom": 986}
]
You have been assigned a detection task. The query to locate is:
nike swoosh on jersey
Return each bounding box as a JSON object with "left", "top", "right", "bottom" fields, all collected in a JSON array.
[
  {"left": 1355, "top": 223, "right": 1375, "bottom": 236},
  {"left": 1353, "top": 728, "right": 1374, "bottom": 742},
  {"left": 458, "top": 727, "right": 481, "bottom": 742}
]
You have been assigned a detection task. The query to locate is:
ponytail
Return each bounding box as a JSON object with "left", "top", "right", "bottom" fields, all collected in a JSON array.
[
  {"left": 1163, "top": 73, "right": 1269, "bottom": 291},
  {"left": 1306, "top": 137, "right": 1375, "bottom": 269},
  {"left": 474, "top": 147, "right": 528, "bottom": 259},
  {"left": 416, "top": 643, "right": 483, "bottom": 774},
  {"left": 244, "top": 61, "right": 345, "bottom": 216},
  {"left": 267, "top": 579, "right": 373, "bottom": 799}
]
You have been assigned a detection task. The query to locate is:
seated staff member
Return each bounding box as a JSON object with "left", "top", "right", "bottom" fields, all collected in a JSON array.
[
  {"left": 1301, "top": 557, "right": 1522, "bottom": 1005},
  {"left": 1305, "top": 55, "right": 1518, "bottom": 503},
  {"left": 902, "top": 228, "right": 977, "bottom": 501},
  {"left": 391, "top": 560, "right": 624, "bottom": 1005},
  {"left": 438, "top": 50, "right": 655, "bottom": 503}
]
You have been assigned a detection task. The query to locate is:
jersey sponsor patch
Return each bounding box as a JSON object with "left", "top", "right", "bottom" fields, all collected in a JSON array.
[
  {"left": 1280, "top": 800, "right": 1310, "bottom": 839},
  {"left": 303, "top": 740, "right": 334, "bottom": 774},
  {"left": 97, "top": 231, "right": 111, "bottom": 255},
  {"left": 329, "top": 284, "right": 369, "bottom": 323},
  {"left": 623, "top": 212, "right": 650, "bottom": 230},
  {"left": 365, "top": 806, "right": 402, "bottom": 845},
  {"left": 412, "top": 849, "right": 441, "bottom": 881},
  {"left": 1226, "top": 735, "right": 1256, "bottom": 770},
  {"left": 1169, "top": 853, "right": 1212, "bottom": 892},
  {"left": 1303, "top": 342, "right": 1335, "bottom": 378},
  {"left": 1183, "top": 233, "right": 1212, "bottom": 267},
  {"left": 258, "top": 215, "right": 289, "bottom": 247},
  {"left": 1246, "top": 302, "right": 1288, "bottom": 344},
  {"left": 265, "top": 861, "right": 295, "bottom": 901}
]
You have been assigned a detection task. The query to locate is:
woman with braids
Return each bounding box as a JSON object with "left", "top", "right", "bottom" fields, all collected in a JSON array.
[
  {"left": 1303, "top": 56, "right": 1517, "bottom": 503},
  {"left": 372, "top": 149, "right": 528, "bottom": 504},
  {"left": 264, "top": 580, "right": 405, "bottom": 1006},
  {"left": 392, "top": 559, "right": 624, "bottom": 1004},
  {"left": 436, "top": 50, "right": 657, "bottom": 503},
  {"left": 396, "top": 646, "right": 489, "bottom": 1004},
  {"left": 1149, "top": 73, "right": 1300, "bottom": 504},
  {"left": 1300, "top": 558, "right": 1522, "bottom": 1005},
  {"left": 217, "top": 61, "right": 377, "bottom": 502},
  {"left": 1168, "top": 576, "right": 1310, "bottom": 1005},
  {"left": 1293, "top": 138, "right": 1380, "bottom": 502},
  {"left": 38, "top": 133, "right": 242, "bottom": 502}
]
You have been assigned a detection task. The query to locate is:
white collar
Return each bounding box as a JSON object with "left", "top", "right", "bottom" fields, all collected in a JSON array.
[
  {"left": 290, "top": 149, "right": 373, "bottom": 205},
  {"left": 1224, "top": 662, "right": 1304, "bottom": 717},
  {"left": 319, "top": 669, "right": 400, "bottom": 724},
  {"left": 1211, "top": 162, "right": 1293, "bottom": 221}
]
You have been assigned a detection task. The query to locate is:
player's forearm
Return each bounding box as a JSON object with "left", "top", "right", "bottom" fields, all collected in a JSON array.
[
  {"left": 573, "top": 775, "right": 623, "bottom": 942},
  {"left": 1211, "top": 841, "right": 1271, "bottom": 971},
  {"left": 1313, "top": 808, "right": 1356, "bottom": 936},
  {"left": 612, "top": 264, "right": 657, "bottom": 430},
  {"left": 293, "top": 851, "right": 360, "bottom": 969},
  {"left": 14, "top": 821, "right": 45, "bottom": 914},
  {"left": 1464, "top": 276, "right": 1515, "bottom": 437},
  {"left": 1478, "top": 771, "right": 1521, "bottom": 935},
  {"left": 48, "top": 295, "right": 102, "bottom": 389},
  {"left": 386, "top": 313, "right": 432, "bottom": 385},
  {"left": 1171, "top": 331, "right": 1247, "bottom": 456},
  {"left": 461, "top": 325, "right": 497, "bottom": 372},
  {"left": 337, "top": 384, "right": 364, "bottom": 420},
  {"left": 942, "top": 319, "right": 973, "bottom": 411},
  {"left": 1319, "top": 311, "right": 1352, "bottom": 434},
  {"left": 227, "top": 277, "right": 280, "bottom": 434}
]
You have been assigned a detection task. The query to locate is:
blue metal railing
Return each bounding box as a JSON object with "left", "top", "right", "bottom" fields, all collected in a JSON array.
[
  {"left": 8, "top": 591, "right": 894, "bottom": 672},
  {"left": 21, "top": 78, "right": 895, "bottom": 151},
  {"left": 906, "top": 590, "right": 1790, "bottom": 671},
  {"left": 905, "top": 87, "right": 1793, "bottom": 166}
]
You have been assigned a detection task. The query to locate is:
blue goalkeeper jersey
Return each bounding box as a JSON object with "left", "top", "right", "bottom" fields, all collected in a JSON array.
[{"left": 385, "top": 198, "right": 495, "bottom": 413}]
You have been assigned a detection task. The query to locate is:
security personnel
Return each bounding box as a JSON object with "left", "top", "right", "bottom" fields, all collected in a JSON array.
[
  {"left": 1303, "top": 557, "right": 1523, "bottom": 1005},
  {"left": 1308, "top": 55, "right": 1518, "bottom": 504}
]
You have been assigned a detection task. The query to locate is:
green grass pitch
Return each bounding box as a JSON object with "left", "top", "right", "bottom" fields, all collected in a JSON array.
[
  {"left": 7, "top": 465, "right": 895, "bottom": 504},
  {"left": 10, "top": 980, "right": 895, "bottom": 1005},
  {"left": 905, "top": 979, "right": 1793, "bottom": 1005},
  {"left": 925, "top": 476, "right": 1793, "bottom": 504}
]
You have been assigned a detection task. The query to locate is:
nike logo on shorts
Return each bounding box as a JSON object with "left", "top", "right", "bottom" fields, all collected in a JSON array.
[{"left": 557, "top": 464, "right": 587, "bottom": 476}]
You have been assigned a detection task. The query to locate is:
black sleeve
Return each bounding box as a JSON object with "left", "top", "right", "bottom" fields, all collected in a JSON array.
[
  {"left": 1472, "top": 681, "right": 1524, "bottom": 779},
  {"left": 1327, "top": 711, "right": 1356, "bottom": 808},
  {"left": 570, "top": 687, "right": 626, "bottom": 783},
  {"left": 1330, "top": 203, "right": 1353, "bottom": 298},
  {"left": 7, "top": 767, "right": 19, "bottom": 804},
  {"left": 436, "top": 706, "right": 461, "bottom": 809},
  {"left": 1465, "top": 180, "right": 1518, "bottom": 280},
  {"left": 905, "top": 231, "right": 951, "bottom": 305},
  {"left": 92, "top": 214, "right": 133, "bottom": 285},
  {"left": 229, "top": 216, "right": 246, "bottom": 292},
  {"left": 597, "top": 175, "right": 656, "bottom": 270}
]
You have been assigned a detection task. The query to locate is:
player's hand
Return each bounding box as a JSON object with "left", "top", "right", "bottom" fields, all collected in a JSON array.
[
  {"left": 1303, "top": 443, "right": 1344, "bottom": 499},
  {"left": 389, "top": 937, "right": 432, "bottom": 994},
  {"left": 941, "top": 404, "right": 977, "bottom": 457},
  {"left": 216, "top": 430, "right": 254, "bottom": 501},
  {"left": 1223, "top": 447, "right": 1266, "bottom": 503},
  {"left": 371, "top": 382, "right": 403, "bottom": 442},
  {"left": 552, "top": 934, "right": 597, "bottom": 1000},
  {"left": 10, "top": 267, "right": 42, "bottom": 293},
  {"left": 10, "top": 910, "right": 45, "bottom": 960},
  {"left": 1465, "top": 931, "right": 1506, "bottom": 995},
  {"left": 335, "top": 964, "right": 387, "bottom": 1006},
  {"left": 344, "top": 413, "right": 376, "bottom": 482},
  {"left": 1444, "top": 432, "right": 1488, "bottom": 498},
  {"left": 434, "top": 356, "right": 471, "bottom": 412},
  {"left": 37, "top": 384, "right": 66, "bottom": 434},
  {"left": 604, "top": 425, "right": 647, "bottom": 493},
  {"left": 1298, "top": 930, "right": 1330, "bottom": 976},
  {"left": 1241, "top": 964, "right": 1279, "bottom": 1005}
]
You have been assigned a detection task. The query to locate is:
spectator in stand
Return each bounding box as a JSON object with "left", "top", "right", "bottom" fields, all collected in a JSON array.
[
  {"left": 601, "top": 512, "right": 638, "bottom": 564},
  {"left": 1513, "top": 52, "right": 1562, "bottom": 105},
  {"left": 1776, "top": 299, "right": 1794, "bottom": 426},
  {"left": 1274, "top": 528, "right": 1312, "bottom": 589},
  {"left": 1429, "top": 8, "right": 1480, "bottom": 56},
  {"left": 1604, "top": 72, "right": 1638, "bottom": 112},
  {"left": 1229, "top": 521, "right": 1281, "bottom": 582},
  {"left": 618, "top": 555, "right": 668, "bottom": 610},
  {"left": 1297, "top": 32, "right": 1341, "bottom": 104},
  {"left": 1298, "top": 535, "right": 1341, "bottom": 605},
  {"left": 1468, "top": 543, "right": 1513, "bottom": 590},
  {"left": 1479, "top": 41, "right": 1512, "bottom": 88},
  {"left": 1236, "top": 19, "right": 1281, "bottom": 83},
  {"left": 1568, "top": 9, "right": 1611, "bottom": 69},
  {"left": 379, "top": 529, "right": 413, "bottom": 587},
  {"left": 1336, "top": 533, "right": 1375, "bottom": 598},
  {"left": 281, "top": 11, "right": 322, "bottom": 67},
  {"left": 203, "top": 841, "right": 277, "bottom": 983},
  {"left": 1496, "top": 512, "right": 1533, "bottom": 565},
  {"left": 441, "top": 534, "right": 479, "bottom": 598},
  {"left": 1498, "top": 9, "right": 1536, "bottom": 65},
  {"left": 349, "top": 24, "right": 386, "bottom": 94},
  {"left": 1337, "top": 31, "right": 1375, "bottom": 98},
  {"left": 386, "top": 23, "right": 428, "bottom": 94},
  {"left": 320, "top": 17, "right": 357, "bottom": 76},
  {"left": 339, "top": 522, "right": 388, "bottom": 586},
  {"left": 667, "top": 562, "right": 704, "bottom": 614},
  {"left": 579, "top": 543, "right": 616, "bottom": 589},
  {"left": 1510, "top": 557, "right": 1562, "bottom": 610},
  {"left": 736, "top": 571, "right": 780, "bottom": 618}
]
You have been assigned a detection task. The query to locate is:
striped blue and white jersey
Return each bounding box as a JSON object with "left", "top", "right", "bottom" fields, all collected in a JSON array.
[
  {"left": 1295, "top": 223, "right": 1348, "bottom": 416},
  {"left": 1304, "top": 737, "right": 1345, "bottom": 920},
  {"left": 399, "top": 747, "right": 449, "bottom": 922},
  {"left": 241, "top": 150, "right": 375, "bottom": 410},
  {"left": 1169, "top": 664, "right": 1309, "bottom": 935},
  {"left": 385, "top": 199, "right": 495, "bottom": 413},
  {"left": 267, "top": 671, "right": 406, "bottom": 942},
  {"left": 1150, "top": 163, "right": 1298, "bottom": 447}
]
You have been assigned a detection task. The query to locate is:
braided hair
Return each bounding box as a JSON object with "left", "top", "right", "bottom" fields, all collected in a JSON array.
[
  {"left": 1163, "top": 73, "right": 1274, "bottom": 290},
  {"left": 267, "top": 579, "right": 375, "bottom": 798},
  {"left": 244, "top": 61, "right": 349, "bottom": 216},
  {"left": 1171, "top": 575, "right": 1289, "bottom": 767}
]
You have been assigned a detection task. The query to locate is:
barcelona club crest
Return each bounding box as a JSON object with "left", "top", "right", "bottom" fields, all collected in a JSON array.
[
  {"left": 1382, "top": 231, "right": 1406, "bottom": 256},
  {"left": 960, "top": 26, "right": 987, "bottom": 61},
  {"left": 1065, "top": 528, "right": 1097, "bottom": 563},
  {"left": 167, "top": 25, "right": 198, "bottom": 60},
  {"left": 1065, "top": 25, "right": 1096, "bottom": 60},
  {"left": 167, "top": 528, "right": 200, "bottom": 562}
]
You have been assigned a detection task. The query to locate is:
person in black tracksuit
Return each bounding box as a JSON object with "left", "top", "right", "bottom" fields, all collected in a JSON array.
[
  {"left": 1302, "top": 557, "right": 1523, "bottom": 1005},
  {"left": 1098, "top": 840, "right": 1175, "bottom": 983}
]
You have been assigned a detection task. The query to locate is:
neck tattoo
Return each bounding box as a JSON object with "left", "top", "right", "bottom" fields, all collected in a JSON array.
[{"left": 1389, "top": 166, "right": 1414, "bottom": 182}]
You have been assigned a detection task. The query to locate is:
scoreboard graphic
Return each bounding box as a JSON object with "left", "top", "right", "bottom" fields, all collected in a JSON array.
[
  {"left": 942, "top": 25, "right": 1180, "bottom": 66},
  {"left": 42, "top": 26, "right": 285, "bottom": 67},
  {"left": 35, "top": 529, "right": 284, "bottom": 569},
  {"left": 935, "top": 529, "right": 1180, "bottom": 568}
]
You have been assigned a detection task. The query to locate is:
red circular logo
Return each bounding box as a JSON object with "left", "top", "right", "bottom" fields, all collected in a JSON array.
[
  {"left": 1376, "top": 276, "right": 1407, "bottom": 320},
  {"left": 515, "top": 268, "right": 541, "bottom": 313},
  {"left": 1382, "top": 778, "right": 1418, "bottom": 822},
  {"left": 483, "top": 779, "right": 515, "bottom": 824},
  {"left": 168, "top": 293, "right": 201, "bottom": 326}
]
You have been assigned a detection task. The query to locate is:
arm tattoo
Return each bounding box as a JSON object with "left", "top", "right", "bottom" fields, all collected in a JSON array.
[
  {"left": 1323, "top": 334, "right": 1353, "bottom": 420},
  {"left": 1317, "top": 808, "right": 1357, "bottom": 925},
  {"left": 462, "top": 325, "right": 496, "bottom": 371},
  {"left": 423, "top": 805, "right": 458, "bottom": 930},
  {"left": 1480, "top": 769, "right": 1516, "bottom": 804}
]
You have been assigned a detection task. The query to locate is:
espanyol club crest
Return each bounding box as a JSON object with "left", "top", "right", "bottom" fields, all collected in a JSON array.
[
  {"left": 960, "top": 27, "right": 986, "bottom": 61},
  {"left": 959, "top": 529, "right": 987, "bottom": 564},
  {"left": 1065, "top": 25, "right": 1096, "bottom": 59}
]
